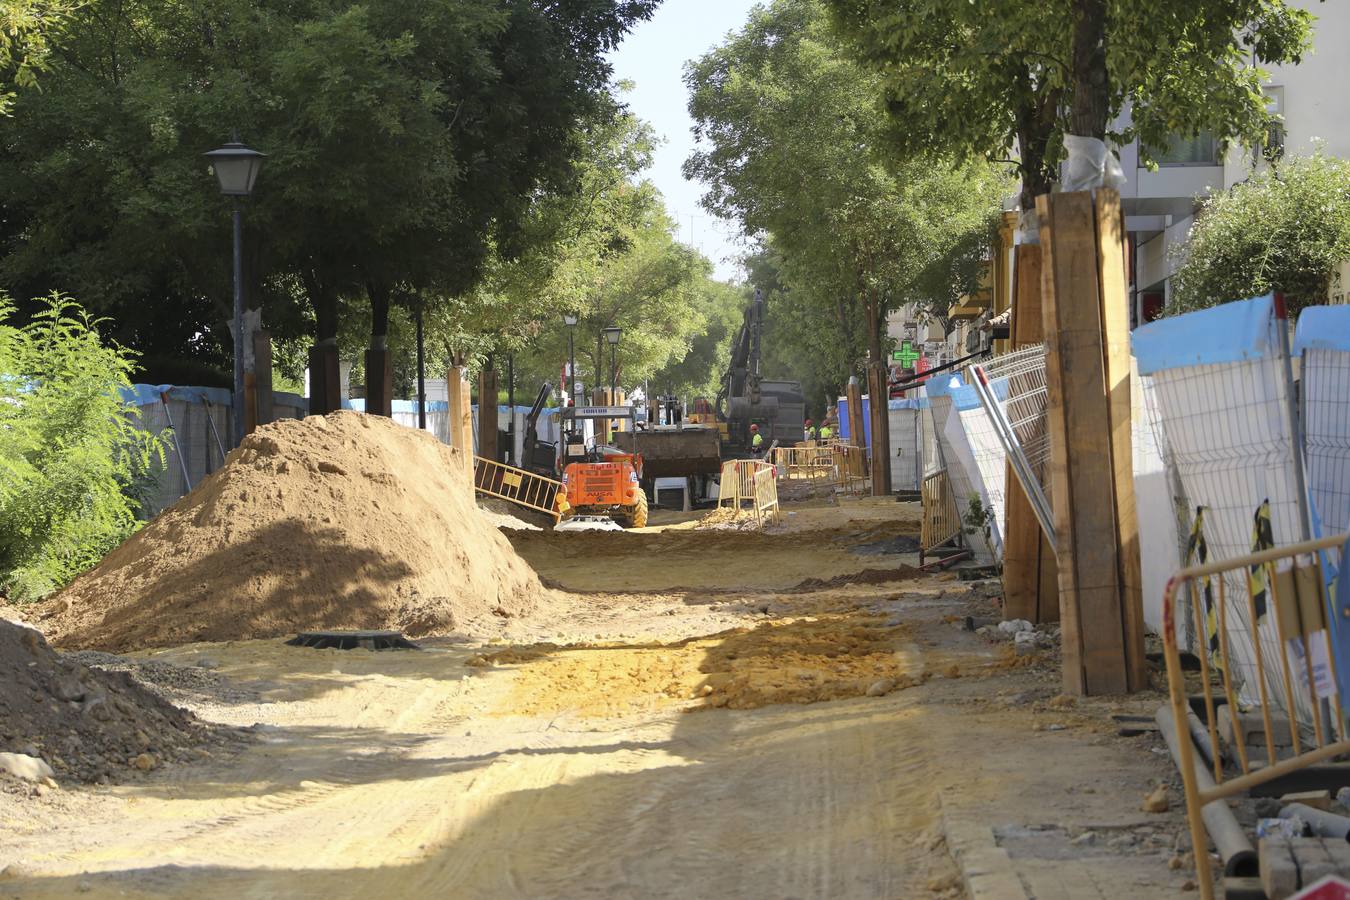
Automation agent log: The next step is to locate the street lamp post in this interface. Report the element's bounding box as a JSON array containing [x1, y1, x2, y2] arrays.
[[563, 312, 579, 410], [603, 326, 622, 400], [204, 137, 266, 446]]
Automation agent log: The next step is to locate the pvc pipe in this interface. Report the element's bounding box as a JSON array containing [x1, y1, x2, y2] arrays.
[[1185, 706, 1220, 771], [1155, 706, 1258, 877], [1280, 803, 1350, 840]]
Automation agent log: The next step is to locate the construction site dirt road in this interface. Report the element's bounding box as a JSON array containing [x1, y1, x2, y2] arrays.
[[2, 498, 1199, 899]]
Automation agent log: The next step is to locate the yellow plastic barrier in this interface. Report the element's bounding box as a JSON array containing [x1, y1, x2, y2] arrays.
[[473, 456, 564, 524], [1162, 531, 1350, 900]]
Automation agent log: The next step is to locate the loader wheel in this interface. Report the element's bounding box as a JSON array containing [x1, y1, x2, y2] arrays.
[[630, 489, 649, 529]]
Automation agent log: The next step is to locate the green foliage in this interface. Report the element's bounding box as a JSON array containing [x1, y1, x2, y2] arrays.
[[0, 0, 80, 114], [410, 101, 736, 406], [684, 0, 1011, 405], [1169, 153, 1350, 318], [0, 295, 164, 601], [825, 0, 1316, 203], [963, 494, 993, 545], [0, 0, 658, 366]]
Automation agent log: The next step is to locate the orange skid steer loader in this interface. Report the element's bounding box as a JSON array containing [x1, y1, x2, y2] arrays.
[[551, 403, 649, 529], [561, 453, 648, 528]]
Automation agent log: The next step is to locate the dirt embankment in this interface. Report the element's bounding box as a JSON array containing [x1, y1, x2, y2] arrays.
[[505, 518, 921, 593], [36, 412, 547, 651]]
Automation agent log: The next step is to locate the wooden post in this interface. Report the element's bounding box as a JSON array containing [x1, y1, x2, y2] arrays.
[[866, 363, 891, 495], [593, 387, 608, 447], [253, 331, 274, 428], [364, 348, 393, 417], [478, 365, 498, 463], [1037, 189, 1141, 695], [243, 372, 258, 435], [307, 342, 340, 416], [1001, 245, 1060, 624], [1095, 189, 1147, 691], [447, 365, 474, 480]]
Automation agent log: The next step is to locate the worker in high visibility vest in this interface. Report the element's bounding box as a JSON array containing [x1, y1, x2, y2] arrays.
[[750, 423, 764, 455], [804, 418, 818, 441], [819, 421, 834, 440]]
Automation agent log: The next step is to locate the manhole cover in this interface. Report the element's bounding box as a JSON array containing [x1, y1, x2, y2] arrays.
[[285, 630, 420, 651]]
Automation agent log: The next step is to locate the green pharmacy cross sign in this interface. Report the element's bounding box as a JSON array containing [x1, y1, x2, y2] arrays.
[[892, 340, 921, 369]]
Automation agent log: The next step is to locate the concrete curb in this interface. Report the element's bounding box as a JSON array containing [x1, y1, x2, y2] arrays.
[[939, 792, 1028, 900]]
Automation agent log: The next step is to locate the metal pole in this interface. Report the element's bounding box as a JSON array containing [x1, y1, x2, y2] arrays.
[[160, 392, 194, 492], [568, 328, 576, 408], [231, 200, 245, 447], [1276, 295, 1313, 542], [507, 354, 515, 464], [610, 343, 617, 398], [416, 304, 426, 431]]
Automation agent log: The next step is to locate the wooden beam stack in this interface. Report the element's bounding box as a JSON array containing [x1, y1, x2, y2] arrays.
[[1036, 188, 1145, 695], [1001, 245, 1059, 624]]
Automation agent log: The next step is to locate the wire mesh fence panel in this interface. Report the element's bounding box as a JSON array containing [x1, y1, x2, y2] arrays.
[[973, 344, 1051, 500], [919, 390, 942, 479], [1148, 353, 1312, 727], [1303, 347, 1350, 539], [968, 344, 1054, 551], [1137, 373, 1195, 648], [956, 401, 1006, 555], [926, 374, 997, 562]]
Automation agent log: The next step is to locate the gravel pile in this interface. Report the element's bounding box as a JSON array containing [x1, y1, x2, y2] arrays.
[[65, 650, 262, 707], [0, 620, 240, 784]]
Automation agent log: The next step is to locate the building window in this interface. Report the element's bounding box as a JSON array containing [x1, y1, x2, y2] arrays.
[[1261, 86, 1286, 163], [1144, 132, 1220, 167]]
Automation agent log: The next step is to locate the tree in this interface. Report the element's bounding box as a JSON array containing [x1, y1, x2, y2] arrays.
[[0, 295, 163, 600], [1169, 152, 1350, 317], [0, 0, 80, 115], [685, 0, 1008, 386], [0, 0, 659, 380], [343, 100, 739, 412], [825, 0, 1316, 208]]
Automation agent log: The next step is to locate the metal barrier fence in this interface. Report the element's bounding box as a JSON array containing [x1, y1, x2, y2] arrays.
[[920, 469, 962, 562], [771, 445, 836, 484], [1162, 532, 1349, 899], [718, 459, 780, 526], [473, 456, 564, 523], [719, 459, 767, 508], [751, 463, 781, 525], [770, 444, 870, 495]]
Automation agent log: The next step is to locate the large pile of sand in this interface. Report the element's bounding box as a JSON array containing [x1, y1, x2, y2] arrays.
[[37, 412, 545, 651]]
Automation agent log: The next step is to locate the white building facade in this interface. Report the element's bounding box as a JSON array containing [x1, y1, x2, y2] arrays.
[[1121, 0, 1350, 323]]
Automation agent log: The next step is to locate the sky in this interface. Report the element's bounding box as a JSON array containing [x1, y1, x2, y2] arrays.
[[608, 0, 762, 283]]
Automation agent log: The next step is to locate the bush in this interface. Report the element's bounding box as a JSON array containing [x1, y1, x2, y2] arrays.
[[1169, 152, 1350, 317], [0, 294, 164, 601]]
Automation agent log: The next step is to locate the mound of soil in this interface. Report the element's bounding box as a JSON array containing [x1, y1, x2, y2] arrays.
[[0, 620, 226, 783], [791, 566, 922, 591], [37, 412, 546, 651]]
